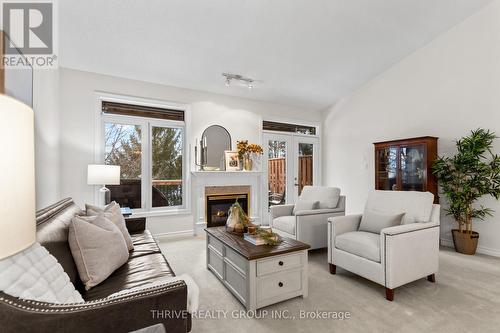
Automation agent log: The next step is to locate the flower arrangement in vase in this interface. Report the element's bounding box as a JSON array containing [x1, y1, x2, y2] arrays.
[[237, 140, 263, 171]]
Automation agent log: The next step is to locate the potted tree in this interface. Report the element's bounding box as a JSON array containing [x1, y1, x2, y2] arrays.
[[432, 129, 500, 255]]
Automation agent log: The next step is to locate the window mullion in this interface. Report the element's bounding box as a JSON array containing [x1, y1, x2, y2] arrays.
[[141, 121, 150, 212]]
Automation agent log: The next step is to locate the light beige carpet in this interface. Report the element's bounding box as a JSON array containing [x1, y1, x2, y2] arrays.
[[159, 236, 500, 333]]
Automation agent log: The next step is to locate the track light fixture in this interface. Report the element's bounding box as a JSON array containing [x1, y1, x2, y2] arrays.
[[222, 73, 256, 90]]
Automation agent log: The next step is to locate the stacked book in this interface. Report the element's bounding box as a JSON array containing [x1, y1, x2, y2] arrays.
[[243, 233, 266, 246]]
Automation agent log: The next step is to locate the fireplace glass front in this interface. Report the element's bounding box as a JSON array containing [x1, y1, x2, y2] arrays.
[[206, 193, 249, 227]]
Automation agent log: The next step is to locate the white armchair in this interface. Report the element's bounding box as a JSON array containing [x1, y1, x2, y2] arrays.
[[270, 186, 345, 249], [327, 190, 440, 301]]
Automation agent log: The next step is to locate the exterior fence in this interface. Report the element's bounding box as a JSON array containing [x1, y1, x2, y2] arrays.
[[268, 155, 313, 197]]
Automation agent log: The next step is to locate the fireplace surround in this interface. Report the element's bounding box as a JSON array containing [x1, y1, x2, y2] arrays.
[[191, 171, 263, 235]]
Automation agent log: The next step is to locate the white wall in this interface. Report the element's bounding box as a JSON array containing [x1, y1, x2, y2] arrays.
[[58, 68, 321, 236], [323, 0, 500, 256], [33, 69, 61, 209]]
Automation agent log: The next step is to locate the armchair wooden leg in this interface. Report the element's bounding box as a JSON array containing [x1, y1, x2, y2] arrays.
[[385, 288, 394, 301], [329, 263, 336, 274], [427, 274, 436, 283]]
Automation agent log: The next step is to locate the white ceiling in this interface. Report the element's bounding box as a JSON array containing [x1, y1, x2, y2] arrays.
[[59, 0, 492, 110]]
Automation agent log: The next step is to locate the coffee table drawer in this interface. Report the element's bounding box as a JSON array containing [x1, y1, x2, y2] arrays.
[[257, 269, 302, 302], [256, 253, 302, 276]]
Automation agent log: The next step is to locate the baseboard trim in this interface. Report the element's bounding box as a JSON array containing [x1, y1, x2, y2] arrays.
[[441, 238, 500, 257], [154, 229, 195, 242]]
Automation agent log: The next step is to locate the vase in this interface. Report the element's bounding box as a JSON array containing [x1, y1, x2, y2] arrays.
[[452, 229, 479, 255], [243, 156, 253, 171]]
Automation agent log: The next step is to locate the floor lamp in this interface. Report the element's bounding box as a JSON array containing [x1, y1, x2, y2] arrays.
[[0, 95, 36, 263]]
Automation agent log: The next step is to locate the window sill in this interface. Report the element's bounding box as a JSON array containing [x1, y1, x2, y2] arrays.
[[130, 208, 191, 218]]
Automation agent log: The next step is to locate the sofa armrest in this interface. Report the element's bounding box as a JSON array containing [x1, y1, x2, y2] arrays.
[[295, 208, 344, 216], [0, 281, 190, 333], [296, 210, 345, 250], [125, 217, 147, 234], [327, 214, 362, 263], [381, 221, 438, 236], [270, 204, 294, 220], [381, 222, 440, 289], [328, 214, 362, 237]]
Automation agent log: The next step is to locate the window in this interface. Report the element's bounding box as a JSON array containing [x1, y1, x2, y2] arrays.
[[263, 120, 316, 135], [101, 99, 186, 214]]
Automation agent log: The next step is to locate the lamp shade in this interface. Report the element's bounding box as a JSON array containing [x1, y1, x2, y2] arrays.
[[0, 95, 36, 260], [87, 164, 121, 185]]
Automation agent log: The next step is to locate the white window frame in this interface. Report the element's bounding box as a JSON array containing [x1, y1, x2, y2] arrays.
[[94, 92, 191, 217]]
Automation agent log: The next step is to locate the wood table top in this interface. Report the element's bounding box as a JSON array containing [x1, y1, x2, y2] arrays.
[[205, 226, 310, 260]]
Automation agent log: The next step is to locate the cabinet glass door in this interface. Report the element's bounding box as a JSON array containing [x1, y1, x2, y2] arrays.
[[376, 147, 398, 190], [400, 145, 426, 191]]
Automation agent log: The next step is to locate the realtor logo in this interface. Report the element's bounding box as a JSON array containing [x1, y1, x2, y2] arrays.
[[1, 1, 57, 68], [3, 2, 53, 54]]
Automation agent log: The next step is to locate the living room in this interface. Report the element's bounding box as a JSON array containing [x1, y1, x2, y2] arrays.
[[1, 1, 500, 332]]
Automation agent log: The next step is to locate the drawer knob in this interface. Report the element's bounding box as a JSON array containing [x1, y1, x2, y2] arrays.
[[278, 282, 283, 287], [278, 261, 284, 266]]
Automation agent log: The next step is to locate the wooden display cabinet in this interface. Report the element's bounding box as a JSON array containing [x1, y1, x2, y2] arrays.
[[374, 136, 438, 202]]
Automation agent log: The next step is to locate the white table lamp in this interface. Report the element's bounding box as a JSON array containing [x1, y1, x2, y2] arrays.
[[87, 164, 120, 205], [0, 95, 36, 260]]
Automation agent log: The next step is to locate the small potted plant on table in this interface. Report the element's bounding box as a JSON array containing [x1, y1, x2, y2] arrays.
[[432, 128, 500, 255]]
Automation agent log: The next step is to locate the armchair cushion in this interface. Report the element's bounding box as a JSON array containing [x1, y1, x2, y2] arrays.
[[335, 231, 381, 262], [359, 211, 405, 234], [272, 216, 296, 235], [300, 186, 340, 209], [364, 190, 434, 224], [292, 199, 319, 215]]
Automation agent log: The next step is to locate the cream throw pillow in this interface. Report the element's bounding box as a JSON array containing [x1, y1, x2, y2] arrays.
[[292, 199, 320, 215], [358, 210, 405, 234], [69, 213, 129, 290], [86, 202, 134, 251]]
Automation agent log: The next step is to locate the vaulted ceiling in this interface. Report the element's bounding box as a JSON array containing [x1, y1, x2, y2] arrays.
[[59, 0, 492, 110]]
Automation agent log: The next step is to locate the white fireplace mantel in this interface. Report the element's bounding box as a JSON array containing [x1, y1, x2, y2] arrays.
[[191, 170, 263, 235]]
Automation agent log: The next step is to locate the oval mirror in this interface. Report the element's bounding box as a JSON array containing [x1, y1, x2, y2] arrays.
[[202, 125, 232, 170]]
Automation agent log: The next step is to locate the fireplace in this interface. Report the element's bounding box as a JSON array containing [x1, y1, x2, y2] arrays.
[[205, 186, 250, 227]]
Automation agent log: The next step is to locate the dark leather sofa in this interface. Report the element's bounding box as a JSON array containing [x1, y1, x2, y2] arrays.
[[0, 198, 192, 333]]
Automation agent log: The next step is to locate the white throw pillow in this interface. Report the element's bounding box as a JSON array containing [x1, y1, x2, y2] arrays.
[[86, 202, 134, 251], [293, 199, 320, 215], [69, 213, 129, 290], [0, 243, 84, 304], [359, 210, 405, 234]]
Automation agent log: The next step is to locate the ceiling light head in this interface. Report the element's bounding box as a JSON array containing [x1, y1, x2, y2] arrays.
[[222, 72, 257, 91]]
